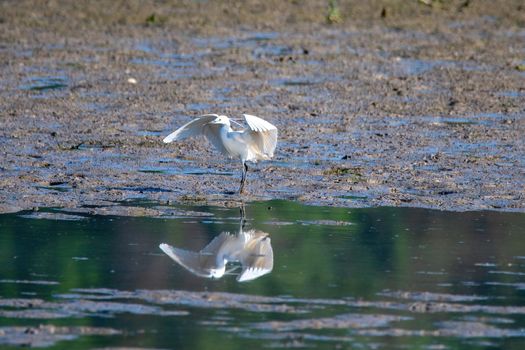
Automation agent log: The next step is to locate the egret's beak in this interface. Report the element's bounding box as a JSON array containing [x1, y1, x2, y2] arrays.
[[230, 119, 244, 128], [224, 266, 240, 275]]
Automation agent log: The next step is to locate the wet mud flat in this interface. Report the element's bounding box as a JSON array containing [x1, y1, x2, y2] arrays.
[[0, 0, 524, 213]]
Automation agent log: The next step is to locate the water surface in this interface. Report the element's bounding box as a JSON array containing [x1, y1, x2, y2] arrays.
[[1, 201, 525, 349]]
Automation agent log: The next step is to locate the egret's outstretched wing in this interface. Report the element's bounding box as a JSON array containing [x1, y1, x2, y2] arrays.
[[163, 114, 231, 156], [242, 114, 278, 159], [243, 114, 277, 133], [159, 232, 237, 279], [200, 232, 234, 255], [163, 114, 218, 143], [159, 243, 217, 278], [236, 230, 274, 282]]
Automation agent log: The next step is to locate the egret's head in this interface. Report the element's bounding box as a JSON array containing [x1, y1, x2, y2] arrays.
[[210, 115, 231, 126], [209, 265, 226, 279], [208, 257, 227, 279]]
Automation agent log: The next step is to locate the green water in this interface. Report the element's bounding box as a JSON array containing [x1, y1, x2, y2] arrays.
[[1, 201, 525, 349]]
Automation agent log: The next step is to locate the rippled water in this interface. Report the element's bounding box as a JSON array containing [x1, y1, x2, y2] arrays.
[[1, 201, 525, 349]]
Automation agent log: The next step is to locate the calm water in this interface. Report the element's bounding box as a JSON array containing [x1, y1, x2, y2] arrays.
[[1, 201, 525, 349]]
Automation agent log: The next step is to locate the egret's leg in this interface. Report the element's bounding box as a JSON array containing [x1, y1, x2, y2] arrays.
[[239, 203, 246, 229], [239, 162, 248, 194]]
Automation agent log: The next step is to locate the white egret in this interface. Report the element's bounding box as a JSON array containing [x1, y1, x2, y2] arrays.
[[159, 229, 273, 282], [163, 114, 278, 194]]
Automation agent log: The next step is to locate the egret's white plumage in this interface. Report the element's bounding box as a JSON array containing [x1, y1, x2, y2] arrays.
[[163, 114, 277, 193], [159, 229, 273, 282]]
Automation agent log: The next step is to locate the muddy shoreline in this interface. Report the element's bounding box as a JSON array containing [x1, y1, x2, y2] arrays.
[[0, 1, 524, 214]]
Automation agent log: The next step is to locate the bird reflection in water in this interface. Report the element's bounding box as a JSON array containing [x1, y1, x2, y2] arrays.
[[159, 208, 273, 282]]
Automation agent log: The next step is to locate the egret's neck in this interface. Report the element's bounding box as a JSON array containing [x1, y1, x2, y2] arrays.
[[219, 123, 233, 135]]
